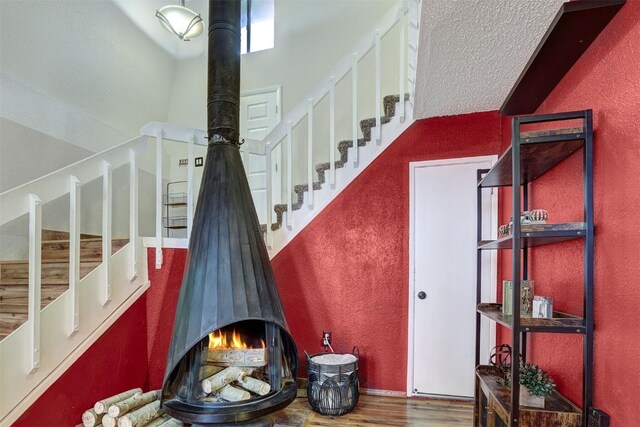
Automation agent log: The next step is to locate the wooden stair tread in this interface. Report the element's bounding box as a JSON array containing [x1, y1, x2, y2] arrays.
[[0, 237, 128, 339]]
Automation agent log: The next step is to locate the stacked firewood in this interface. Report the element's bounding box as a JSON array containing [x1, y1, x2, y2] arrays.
[[199, 348, 271, 402], [79, 388, 183, 427]]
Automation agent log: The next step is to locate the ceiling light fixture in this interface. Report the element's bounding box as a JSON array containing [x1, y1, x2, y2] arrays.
[[156, 0, 204, 41]]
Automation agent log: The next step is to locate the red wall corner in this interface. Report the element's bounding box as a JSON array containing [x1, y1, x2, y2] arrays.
[[145, 248, 188, 390], [272, 111, 502, 391]]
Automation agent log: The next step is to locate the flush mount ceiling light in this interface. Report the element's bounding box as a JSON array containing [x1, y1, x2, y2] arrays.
[[156, 0, 204, 41]]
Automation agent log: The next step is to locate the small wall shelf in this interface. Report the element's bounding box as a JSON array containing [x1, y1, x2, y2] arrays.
[[500, 0, 625, 116]]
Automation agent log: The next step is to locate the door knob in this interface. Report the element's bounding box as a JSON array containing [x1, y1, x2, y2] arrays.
[[417, 291, 427, 300]]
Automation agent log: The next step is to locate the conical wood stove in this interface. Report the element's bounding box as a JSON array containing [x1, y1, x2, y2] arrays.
[[161, 1, 298, 424]]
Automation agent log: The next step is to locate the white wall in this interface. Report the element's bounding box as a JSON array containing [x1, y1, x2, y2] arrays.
[[166, 0, 401, 195]]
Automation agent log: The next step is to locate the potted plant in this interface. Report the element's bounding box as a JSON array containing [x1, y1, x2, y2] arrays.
[[506, 362, 555, 408]]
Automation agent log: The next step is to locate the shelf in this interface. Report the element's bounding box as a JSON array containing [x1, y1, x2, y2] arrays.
[[477, 303, 585, 334], [163, 192, 188, 206], [479, 222, 586, 250], [163, 216, 187, 229], [478, 128, 584, 188], [500, 0, 625, 116], [476, 365, 582, 425]]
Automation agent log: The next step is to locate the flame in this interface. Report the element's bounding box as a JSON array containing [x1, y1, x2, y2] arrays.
[[208, 329, 265, 350]]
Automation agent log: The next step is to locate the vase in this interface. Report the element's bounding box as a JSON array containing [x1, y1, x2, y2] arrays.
[[519, 387, 545, 408]]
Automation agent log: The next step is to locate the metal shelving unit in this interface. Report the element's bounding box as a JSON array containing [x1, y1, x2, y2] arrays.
[[164, 180, 188, 236], [474, 110, 594, 427]]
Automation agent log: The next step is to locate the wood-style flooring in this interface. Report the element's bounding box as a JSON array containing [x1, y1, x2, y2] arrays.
[[265, 394, 473, 426]]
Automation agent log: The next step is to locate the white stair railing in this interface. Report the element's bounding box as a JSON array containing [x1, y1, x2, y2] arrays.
[[0, 136, 150, 425], [260, 0, 419, 250]]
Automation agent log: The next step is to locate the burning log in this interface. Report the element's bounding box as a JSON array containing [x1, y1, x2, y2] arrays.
[[218, 384, 250, 401], [207, 348, 266, 367], [108, 390, 159, 418], [81, 408, 103, 427], [116, 400, 162, 427], [94, 388, 142, 414], [237, 375, 270, 396], [201, 366, 251, 394]]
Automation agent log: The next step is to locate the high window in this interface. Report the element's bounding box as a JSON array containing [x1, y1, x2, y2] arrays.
[[241, 0, 275, 54]]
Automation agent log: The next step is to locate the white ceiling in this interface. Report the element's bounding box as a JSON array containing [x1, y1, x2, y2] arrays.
[[413, 0, 565, 119], [115, 0, 568, 119], [112, 0, 209, 59]]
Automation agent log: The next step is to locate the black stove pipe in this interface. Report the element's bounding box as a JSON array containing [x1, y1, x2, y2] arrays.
[[207, 0, 240, 146], [161, 0, 298, 424]]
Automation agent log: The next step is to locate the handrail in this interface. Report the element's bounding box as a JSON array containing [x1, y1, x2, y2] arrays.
[[0, 136, 148, 226], [261, 4, 406, 154], [263, 1, 410, 242]]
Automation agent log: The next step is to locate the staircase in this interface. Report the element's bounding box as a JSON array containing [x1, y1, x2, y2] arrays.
[[270, 94, 407, 231], [0, 230, 129, 339], [0, 0, 421, 423]]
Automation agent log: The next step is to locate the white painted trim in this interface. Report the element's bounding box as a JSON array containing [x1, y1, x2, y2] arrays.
[[406, 155, 498, 397], [143, 236, 188, 249], [69, 176, 81, 335], [155, 130, 163, 269], [27, 193, 42, 374], [101, 161, 113, 305], [0, 136, 147, 226]]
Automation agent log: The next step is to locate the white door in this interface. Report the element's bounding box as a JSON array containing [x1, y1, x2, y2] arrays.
[[240, 89, 282, 224], [408, 156, 497, 398]]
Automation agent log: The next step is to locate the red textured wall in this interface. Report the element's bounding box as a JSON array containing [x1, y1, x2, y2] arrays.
[[145, 248, 187, 390], [12, 297, 149, 427], [498, 4, 640, 425], [272, 111, 501, 391]]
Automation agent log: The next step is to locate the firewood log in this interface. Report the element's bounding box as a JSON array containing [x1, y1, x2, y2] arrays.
[[141, 415, 170, 427], [101, 414, 116, 427], [116, 400, 162, 427], [207, 348, 267, 367], [201, 366, 252, 394], [217, 384, 251, 401], [157, 418, 183, 427], [199, 364, 224, 380], [82, 408, 103, 427], [237, 376, 271, 396], [94, 388, 143, 414], [108, 390, 160, 417]]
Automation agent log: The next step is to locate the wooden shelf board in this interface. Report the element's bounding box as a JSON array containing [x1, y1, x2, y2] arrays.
[[500, 0, 626, 116], [476, 365, 582, 423], [477, 303, 585, 333], [478, 130, 584, 188], [479, 222, 586, 250]]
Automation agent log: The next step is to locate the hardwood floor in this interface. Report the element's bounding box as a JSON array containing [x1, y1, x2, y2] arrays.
[[266, 394, 473, 426]]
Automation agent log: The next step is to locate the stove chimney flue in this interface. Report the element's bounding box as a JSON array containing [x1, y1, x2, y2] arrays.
[[207, 0, 240, 146], [161, 0, 298, 424]]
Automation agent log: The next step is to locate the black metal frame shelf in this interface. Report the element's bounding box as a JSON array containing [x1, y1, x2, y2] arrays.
[[477, 303, 585, 334], [474, 109, 594, 427], [478, 222, 586, 250]]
